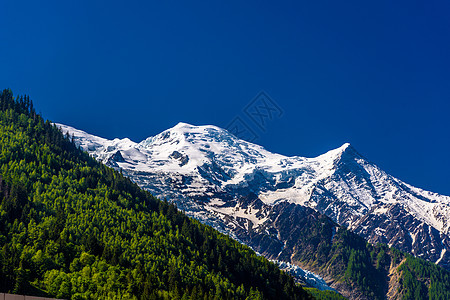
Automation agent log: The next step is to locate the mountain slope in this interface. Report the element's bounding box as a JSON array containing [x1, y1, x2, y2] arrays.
[[58, 122, 450, 271], [0, 90, 312, 299], [58, 121, 450, 299]]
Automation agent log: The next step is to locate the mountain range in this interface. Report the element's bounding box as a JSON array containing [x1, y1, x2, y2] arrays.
[[58, 122, 450, 269], [1, 87, 449, 299], [56, 121, 450, 299]]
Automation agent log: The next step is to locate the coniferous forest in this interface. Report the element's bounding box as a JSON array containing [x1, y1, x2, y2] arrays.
[[0, 89, 313, 299], [1, 89, 450, 300]]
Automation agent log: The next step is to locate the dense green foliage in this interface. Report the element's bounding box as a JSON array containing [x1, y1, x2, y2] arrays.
[[281, 203, 450, 299], [0, 89, 311, 299], [398, 254, 450, 300], [285, 209, 385, 299], [305, 288, 347, 300]]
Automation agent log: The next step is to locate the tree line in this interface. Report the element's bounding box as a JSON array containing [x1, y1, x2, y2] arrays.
[[0, 89, 313, 299]]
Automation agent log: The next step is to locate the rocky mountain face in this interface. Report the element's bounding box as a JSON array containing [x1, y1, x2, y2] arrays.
[[57, 122, 450, 276]]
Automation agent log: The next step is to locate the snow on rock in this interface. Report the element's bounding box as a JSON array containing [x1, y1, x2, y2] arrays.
[[272, 260, 336, 291], [57, 122, 450, 270]]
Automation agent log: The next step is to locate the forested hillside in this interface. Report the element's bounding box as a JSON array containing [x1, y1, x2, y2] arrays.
[[0, 89, 312, 299], [269, 202, 450, 299], [2, 89, 449, 300]]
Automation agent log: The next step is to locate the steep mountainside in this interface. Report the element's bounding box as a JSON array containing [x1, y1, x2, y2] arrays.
[[58, 121, 450, 299], [58, 122, 450, 272], [0, 90, 313, 299]]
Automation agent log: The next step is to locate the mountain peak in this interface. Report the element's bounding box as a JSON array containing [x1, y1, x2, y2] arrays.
[[173, 122, 195, 128], [316, 142, 353, 161], [340, 142, 352, 150], [57, 121, 450, 272], [332, 142, 366, 166], [154, 122, 228, 139]]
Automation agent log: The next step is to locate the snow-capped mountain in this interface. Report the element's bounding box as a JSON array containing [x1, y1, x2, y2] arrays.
[[57, 122, 450, 272]]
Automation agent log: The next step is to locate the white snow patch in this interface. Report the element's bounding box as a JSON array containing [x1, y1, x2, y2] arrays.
[[272, 260, 336, 291]]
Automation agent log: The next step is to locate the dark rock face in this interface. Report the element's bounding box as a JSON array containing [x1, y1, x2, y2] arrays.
[[106, 151, 125, 167], [201, 197, 386, 299], [197, 161, 231, 184], [352, 203, 450, 270], [169, 150, 189, 166]]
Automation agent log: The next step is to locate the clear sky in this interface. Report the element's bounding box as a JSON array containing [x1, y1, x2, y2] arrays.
[[1, 1, 449, 196]]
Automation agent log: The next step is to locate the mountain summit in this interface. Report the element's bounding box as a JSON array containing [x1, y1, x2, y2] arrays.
[[58, 122, 450, 272]]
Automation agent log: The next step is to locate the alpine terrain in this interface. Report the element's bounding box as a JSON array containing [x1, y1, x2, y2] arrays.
[[0, 90, 314, 299], [58, 121, 450, 299]]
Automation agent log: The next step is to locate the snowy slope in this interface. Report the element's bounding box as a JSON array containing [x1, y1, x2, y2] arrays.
[[57, 122, 450, 270]]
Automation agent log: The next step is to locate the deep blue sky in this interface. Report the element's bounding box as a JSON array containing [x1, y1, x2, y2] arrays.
[[1, 1, 449, 195]]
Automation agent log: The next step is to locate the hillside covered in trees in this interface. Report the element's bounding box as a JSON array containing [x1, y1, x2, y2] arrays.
[[0, 89, 314, 299], [1, 89, 450, 300], [274, 203, 450, 299]]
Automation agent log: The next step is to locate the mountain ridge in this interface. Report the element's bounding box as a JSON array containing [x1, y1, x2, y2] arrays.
[[58, 122, 450, 273]]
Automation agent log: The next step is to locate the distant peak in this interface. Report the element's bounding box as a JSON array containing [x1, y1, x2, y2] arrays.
[[333, 142, 365, 163], [328, 142, 353, 154], [174, 122, 195, 128], [337, 142, 360, 155], [315, 142, 357, 162], [339, 142, 352, 151], [169, 122, 230, 135]]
